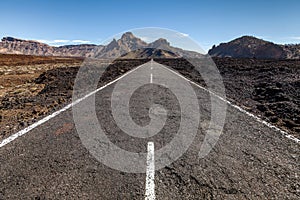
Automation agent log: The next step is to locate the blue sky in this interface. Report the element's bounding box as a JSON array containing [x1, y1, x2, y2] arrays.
[[1, 0, 300, 52]]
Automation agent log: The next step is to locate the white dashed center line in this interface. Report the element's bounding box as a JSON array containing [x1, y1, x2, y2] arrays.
[[145, 60, 155, 199], [145, 142, 155, 200]]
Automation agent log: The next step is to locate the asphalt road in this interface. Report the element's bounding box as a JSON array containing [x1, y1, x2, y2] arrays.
[[0, 60, 299, 199]]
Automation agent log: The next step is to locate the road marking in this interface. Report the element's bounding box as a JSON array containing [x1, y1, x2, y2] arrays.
[[0, 63, 148, 148], [151, 59, 153, 70], [159, 63, 300, 144], [145, 142, 155, 200], [146, 59, 155, 199]]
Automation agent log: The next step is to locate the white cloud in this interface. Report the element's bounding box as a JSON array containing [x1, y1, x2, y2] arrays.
[[178, 32, 189, 37], [140, 36, 152, 42], [53, 39, 70, 43], [35, 39, 51, 43], [290, 36, 300, 40], [34, 39, 91, 46], [72, 40, 91, 43], [36, 39, 70, 44]]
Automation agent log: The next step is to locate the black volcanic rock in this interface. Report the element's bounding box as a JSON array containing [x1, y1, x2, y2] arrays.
[[282, 44, 300, 59]]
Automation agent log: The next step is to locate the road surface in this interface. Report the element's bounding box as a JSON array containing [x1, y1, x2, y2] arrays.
[[0, 60, 299, 199]]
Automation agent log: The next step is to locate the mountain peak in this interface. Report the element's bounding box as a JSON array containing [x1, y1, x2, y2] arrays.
[[149, 38, 170, 49], [118, 32, 146, 46], [121, 32, 135, 40], [238, 35, 260, 40], [106, 38, 119, 50], [231, 36, 268, 44], [156, 38, 168, 42]]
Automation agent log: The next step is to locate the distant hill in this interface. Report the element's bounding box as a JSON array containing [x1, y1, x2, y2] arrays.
[[208, 36, 300, 59], [0, 32, 203, 59], [0, 37, 98, 57]]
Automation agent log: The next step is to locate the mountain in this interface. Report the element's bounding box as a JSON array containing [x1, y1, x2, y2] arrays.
[[54, 44, 99, 57], [2, 34, 300, 59], [120, 48, 180, 59], [0, 37, 98, 57], [94, 32, 148, 58], [147, 38, 202, 58], [208, 36, 300, 59], [0, 32, 203, 59], [93, 32, 202, 58], [208, 36, 287, 59]]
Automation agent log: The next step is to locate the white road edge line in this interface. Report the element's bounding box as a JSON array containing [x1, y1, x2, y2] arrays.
[[0, 63, 147, 148], [145, 142, 155, 200], [159, 63, 300, 144]]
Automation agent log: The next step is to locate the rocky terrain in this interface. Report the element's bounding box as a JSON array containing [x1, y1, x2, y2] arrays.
[[0, 57, 299, 199], [208, 36, 300, 59], [0, 32, 202, 58], [0, 54, 82, 139], [0, 54, 149, 140], [156, 58, 300, 138], [0, 54, 299, 141]]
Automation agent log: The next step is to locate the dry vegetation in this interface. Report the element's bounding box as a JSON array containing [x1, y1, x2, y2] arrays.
[[0, 54, 148, 139], [0, 54, 83, 139]]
